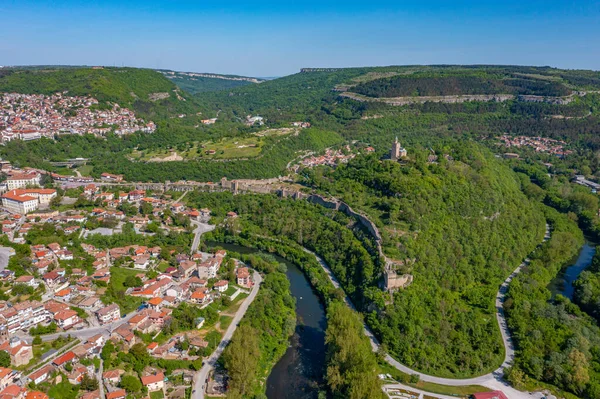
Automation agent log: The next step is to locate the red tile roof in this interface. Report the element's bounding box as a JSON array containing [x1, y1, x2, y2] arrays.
[[472, 391, 509, 399], [141, 372, 164, 386], [52, 350, 76, 366]]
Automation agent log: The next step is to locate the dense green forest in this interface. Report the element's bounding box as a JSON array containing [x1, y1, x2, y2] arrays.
[[305, 143, 544, 376], [220, 254, 296, 398], [186, 144, 545, 378], [353, 72, 572, 98], [325, 301, 383, 399]]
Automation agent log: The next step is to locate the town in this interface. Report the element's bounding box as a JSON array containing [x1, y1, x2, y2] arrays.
[[0, 160, 257, 399], [0, 92, 156, 143], [497, 135, 573, 157]]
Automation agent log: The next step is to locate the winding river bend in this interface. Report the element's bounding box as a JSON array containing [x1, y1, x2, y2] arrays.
[[549, 240, 596, 299], [208, 242, 326, 399]]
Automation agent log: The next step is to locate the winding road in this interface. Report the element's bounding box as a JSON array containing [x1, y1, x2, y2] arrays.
[[303, 223, 551, 399], [190, 221, 216, 254], [192, 271, 262, 399]]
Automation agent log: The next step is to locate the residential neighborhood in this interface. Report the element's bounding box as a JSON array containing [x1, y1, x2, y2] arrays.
[[0, 92, 156, 143], [0, 159, 258, 399]]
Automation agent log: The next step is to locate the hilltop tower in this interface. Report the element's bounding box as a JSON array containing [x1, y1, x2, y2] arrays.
[[390, 137, 407, 161]]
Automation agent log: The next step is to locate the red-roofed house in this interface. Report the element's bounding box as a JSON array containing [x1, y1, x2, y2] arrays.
[[26, 391, 49, 399], [141, 373, 164, 392], [52, 351, 76, 367], [106, 389, 126, 399], [472, 392, 509, 399]]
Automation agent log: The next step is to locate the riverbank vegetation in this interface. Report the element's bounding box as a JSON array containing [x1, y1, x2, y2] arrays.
[[504, 207, 600, 398], [325, 301, 383, 399], [574, 251, 600, 322], [204, 236, 385, 399], [190, 192, 378, 306], [220, 255, 296, 398]]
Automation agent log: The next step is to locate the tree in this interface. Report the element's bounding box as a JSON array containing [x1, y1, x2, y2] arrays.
[[123, 275, 143, 288], [325, 301, 381, 399], [128, 343, 151, 373], [101, 340, 115, 367], [0, 351, 10, 367], [80, 374, 99, 391], [120, 375, 142, 393], [222, 324, 260, 396], [567, 349, 590, 394]]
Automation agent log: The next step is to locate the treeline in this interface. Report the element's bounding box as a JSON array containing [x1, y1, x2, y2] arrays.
[[221, 256, 296, 398], [504, 207, 600, 398], [573, 251, 600, 322], [353, 74, 571, 98], [325, 301, 383, 399], [166, 74, 255, 94], [188, 192, 379, 306], [307, 144, 544, 377], [514, 162, 600, 241]]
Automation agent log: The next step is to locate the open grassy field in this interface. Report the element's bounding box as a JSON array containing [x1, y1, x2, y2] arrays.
[[129, 127, 296, 162]]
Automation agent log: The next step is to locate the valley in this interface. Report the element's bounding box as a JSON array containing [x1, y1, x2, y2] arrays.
[[0, 64, 600, 399]]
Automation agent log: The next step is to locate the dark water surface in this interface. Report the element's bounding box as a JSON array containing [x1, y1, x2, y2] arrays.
[[207, 242, 326, 399], [549, 241, 596, 299]]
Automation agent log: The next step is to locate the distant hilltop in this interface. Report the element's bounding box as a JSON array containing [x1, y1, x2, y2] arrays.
[[300, 68, 344, 73], [158, 70, 264, 84]]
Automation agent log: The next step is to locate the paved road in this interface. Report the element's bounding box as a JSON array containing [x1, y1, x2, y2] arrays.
[[0, 247, 15, 272], [97, 358, 105, 399], [192, 271, 262, 399], [20, 310, 141, 343], [304, 224, 551, 399], [190, 221, 216, 254]]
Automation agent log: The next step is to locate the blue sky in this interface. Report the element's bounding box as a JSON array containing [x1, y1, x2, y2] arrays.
[[0, 0, 598, 77]]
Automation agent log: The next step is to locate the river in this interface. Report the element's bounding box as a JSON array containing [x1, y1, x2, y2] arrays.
[[549, 240, 596, 299], [207, 242, 326, 399]]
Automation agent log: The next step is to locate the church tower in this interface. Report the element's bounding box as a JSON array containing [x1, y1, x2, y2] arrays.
[[390, 137, 406, 161]]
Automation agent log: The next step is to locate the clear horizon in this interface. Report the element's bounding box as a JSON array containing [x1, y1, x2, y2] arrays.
[[1, 0, 599, 77]]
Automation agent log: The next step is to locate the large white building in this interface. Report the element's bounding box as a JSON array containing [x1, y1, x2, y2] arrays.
[[1, 189, 57, 214], [6, 173, 40, 190]]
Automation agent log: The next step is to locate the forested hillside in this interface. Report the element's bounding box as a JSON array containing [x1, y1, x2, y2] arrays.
[[3, 65, 600, 181], [185, 142, 545, 378], [504, 208, 600, 399], [307, 143, 545, 377], [0, 66, 197, 119], [352, 70, 573, 98]]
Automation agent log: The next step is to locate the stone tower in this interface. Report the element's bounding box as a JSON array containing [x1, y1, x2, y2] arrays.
[[390, 137, 407, 161]]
